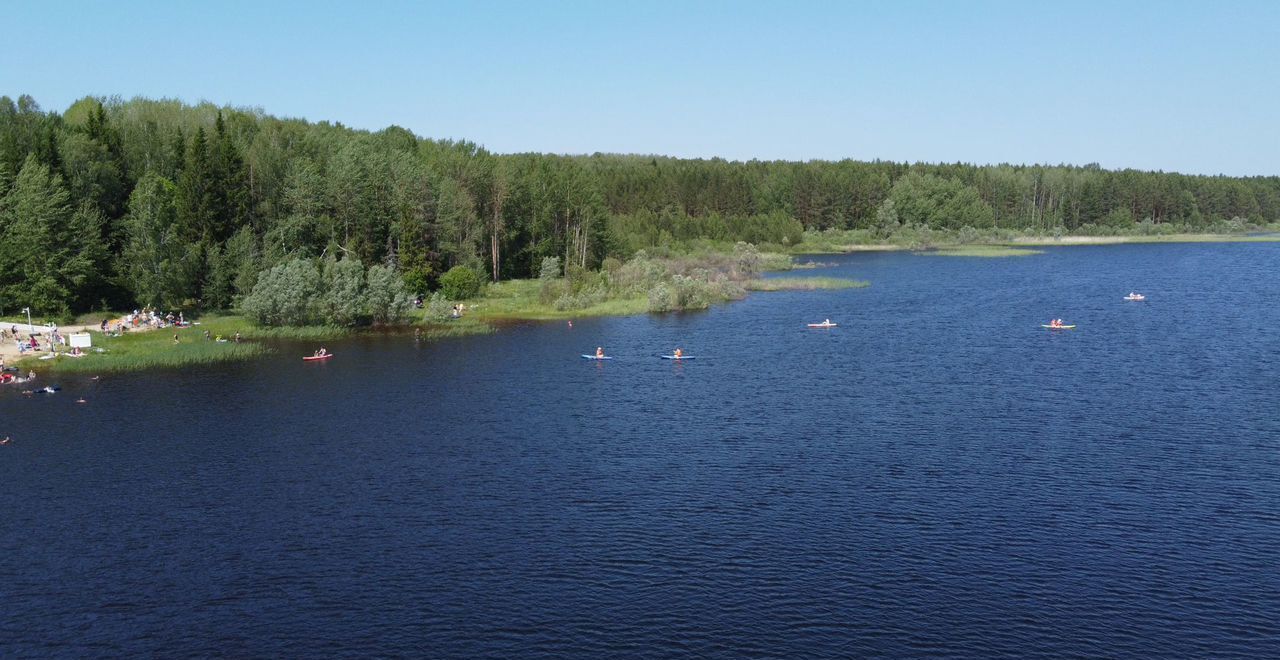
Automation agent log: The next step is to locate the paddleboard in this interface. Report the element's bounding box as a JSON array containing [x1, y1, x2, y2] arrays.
[[807, 323, 838, 328], [303, 354, 333, 361], [660, 355, 696, 360], [1041, 325, 1076, 329], [581, 355, 613, 360]]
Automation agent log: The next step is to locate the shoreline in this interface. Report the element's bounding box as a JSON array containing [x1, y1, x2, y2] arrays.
[[10, 232, 1270, 375], [793, 232, 1280, 254], [7, 274, 864, 376]]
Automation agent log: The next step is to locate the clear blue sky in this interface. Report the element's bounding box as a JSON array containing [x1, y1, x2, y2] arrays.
[[5, 1, 1278, 175]]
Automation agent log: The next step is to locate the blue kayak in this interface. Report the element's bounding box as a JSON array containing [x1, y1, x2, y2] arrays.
[[581, 355, 613, 360], [660, 355, 696, 360]]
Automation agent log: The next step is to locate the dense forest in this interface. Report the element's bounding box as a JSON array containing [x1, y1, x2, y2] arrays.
[[2, 94, 1278, 317]]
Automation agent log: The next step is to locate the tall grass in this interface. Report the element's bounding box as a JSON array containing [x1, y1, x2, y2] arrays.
[[195, 315, 352, 340], [416, 316, 496, 339], [473, 280, 648, 320], [746, 277, 870, 291], [20, 328, 269, 374], [917, 246, 1043, 257]]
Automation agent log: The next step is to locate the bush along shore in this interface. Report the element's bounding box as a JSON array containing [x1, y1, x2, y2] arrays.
[[12, 245, 868, 373]]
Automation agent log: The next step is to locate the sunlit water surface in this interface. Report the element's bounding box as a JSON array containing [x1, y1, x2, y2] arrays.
[[3, 243, 1279, 657]]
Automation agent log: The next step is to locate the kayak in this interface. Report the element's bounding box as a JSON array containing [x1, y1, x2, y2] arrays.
[[660, 355, 696, 360], [1124, 295, 1146, 301], [807, 322, 838, 328], [1041, 324, 1076, 329], [580, 355, 613, 360], [303, 354, 333, 361]]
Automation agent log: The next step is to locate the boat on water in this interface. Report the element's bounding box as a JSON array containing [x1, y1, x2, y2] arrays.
[[1124, 293, 1146, 301], [1042, 324, 1076, 330], [807, 320, 838, 328]]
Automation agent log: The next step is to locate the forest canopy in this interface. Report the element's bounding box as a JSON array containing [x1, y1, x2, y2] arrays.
[[1, 94, 1277, 317]]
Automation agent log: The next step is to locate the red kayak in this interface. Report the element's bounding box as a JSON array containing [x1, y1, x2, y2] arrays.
[[303, 353, 333, 361]]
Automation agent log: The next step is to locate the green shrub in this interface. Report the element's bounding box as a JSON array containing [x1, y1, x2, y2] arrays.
[[423, 291, 453, 322], [438, 265, 484, 300], [539, 256, 561, 280], [647, 282, 674, 312], [240, 258, 322, 326], [366, 264, 414, 323]]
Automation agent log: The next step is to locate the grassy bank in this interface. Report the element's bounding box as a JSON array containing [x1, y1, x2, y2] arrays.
[[15, 248, 869, 374], [18, 326, 266, 374], [15, 315, 351, 374], [468, 279, 649, 321], [417, 316, 496, 339]]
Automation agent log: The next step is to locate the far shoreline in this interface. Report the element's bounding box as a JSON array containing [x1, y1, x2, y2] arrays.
[[796, 232, 1280, 254]]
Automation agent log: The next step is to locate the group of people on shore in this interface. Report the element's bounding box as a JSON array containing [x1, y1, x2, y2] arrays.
[[103, 308, 185, 336], [4, 323, 64, 354]]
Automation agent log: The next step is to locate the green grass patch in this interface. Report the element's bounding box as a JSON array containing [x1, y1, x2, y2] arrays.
[[13, 314, 352, 374], [746, 277, 870, 291], [416, 316, 495, 339], [919, 245, 1043, 257], [470, 280, 648, 321], [18, 327, 269, 374]]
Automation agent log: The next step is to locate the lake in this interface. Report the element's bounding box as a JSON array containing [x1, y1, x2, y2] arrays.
[[3, 242, 1279, 657]]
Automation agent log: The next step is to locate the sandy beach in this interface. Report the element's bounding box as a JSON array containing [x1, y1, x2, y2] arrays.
[[0, 323, 107, 362]]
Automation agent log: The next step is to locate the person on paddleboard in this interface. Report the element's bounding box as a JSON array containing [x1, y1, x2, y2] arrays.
[[314, 347, 327, 357], [673, 348, 683, 358], [596, 347, 604, 358]]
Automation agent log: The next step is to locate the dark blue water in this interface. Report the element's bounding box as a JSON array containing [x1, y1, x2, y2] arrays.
[[3, 243, 1279, 658]]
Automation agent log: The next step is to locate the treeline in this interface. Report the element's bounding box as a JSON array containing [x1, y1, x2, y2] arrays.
[[1, 94, 1278, 316]]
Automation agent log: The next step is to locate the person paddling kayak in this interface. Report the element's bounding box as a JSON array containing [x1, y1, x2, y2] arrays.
[[596, 347, 605, 358], [673, 348, 683, 359]]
